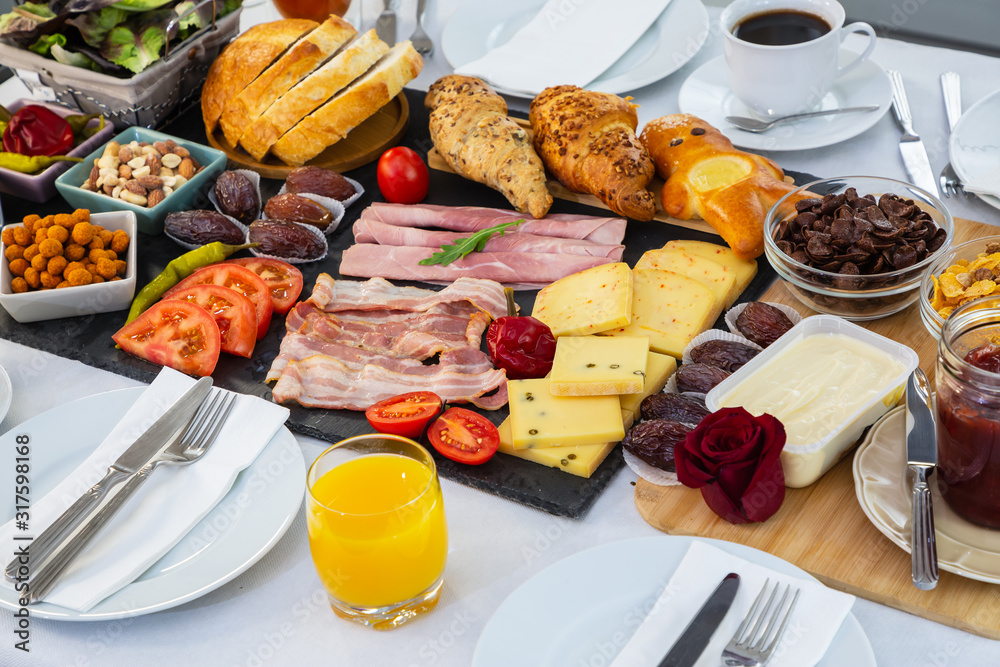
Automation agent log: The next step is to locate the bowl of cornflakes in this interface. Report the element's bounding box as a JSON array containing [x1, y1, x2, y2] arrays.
[[919, 235, 1000, 339]]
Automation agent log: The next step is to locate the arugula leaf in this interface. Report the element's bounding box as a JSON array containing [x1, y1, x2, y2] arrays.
[[418, 220, 523, 266]]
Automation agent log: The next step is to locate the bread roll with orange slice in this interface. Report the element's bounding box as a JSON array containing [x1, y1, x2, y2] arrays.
[[641, 114, 812, 260]]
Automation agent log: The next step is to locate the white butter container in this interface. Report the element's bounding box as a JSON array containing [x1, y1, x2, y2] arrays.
[[706, 315, 918, 488]]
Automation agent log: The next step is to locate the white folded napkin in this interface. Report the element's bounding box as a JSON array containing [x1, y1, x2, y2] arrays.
[[453, 0, 673, 94], [0, 367, 289, 611], [963, 165, 1000, 199], [610, 541, 855, 667]]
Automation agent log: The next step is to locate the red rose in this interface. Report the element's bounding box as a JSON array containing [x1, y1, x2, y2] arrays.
[[674, 407, 786, 524]]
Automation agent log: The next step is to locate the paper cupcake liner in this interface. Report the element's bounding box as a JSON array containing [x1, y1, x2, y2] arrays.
[[277, 175, 364, 209], [623, 449, 681, 487], [208, 168, 261, 222], [724, 301, 803, 344], [247, 219, 329, 265], [682, 329, 763, 366], [163, 211, 249, 252], [262, 192, 346, 237]]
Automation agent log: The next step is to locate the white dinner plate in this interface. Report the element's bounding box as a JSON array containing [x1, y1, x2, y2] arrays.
[[949, 87, 1000, 211], [441, 0, 710, 97], [854, 405, 1000, 584], [678, 54, 893, 152], [0, 387, 305, 621], [0, 364, 11, 425], [472, 535, 875, 667]]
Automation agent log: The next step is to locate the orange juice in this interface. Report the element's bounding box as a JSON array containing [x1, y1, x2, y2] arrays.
[[307, 453, 448, 609]]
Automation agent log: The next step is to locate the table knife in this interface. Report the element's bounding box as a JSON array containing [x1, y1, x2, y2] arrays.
[[888, 70, 939, 197], [905, 368, 939, 590], [375, 0, 396, 45], [3, 376, 213, 582], [658, 573, 740, 667]]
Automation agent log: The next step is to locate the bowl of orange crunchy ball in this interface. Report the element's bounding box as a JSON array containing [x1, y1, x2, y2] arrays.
[[919, 234, 1000, 339], [0, 208, 136, 323]]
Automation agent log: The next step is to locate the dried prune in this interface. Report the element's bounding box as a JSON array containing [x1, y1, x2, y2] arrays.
[[675, 363, 730, 394], [735, 302, 793, 347], [165, 210, 245, 245], [248, 220, 327, 260], [690, 339, 760, 372], [285, 166, 356, 201], [214, 171, 259, 224], [640, 393, 710, 424], [264, 193, 334, 230], [621, 419, 694, 472]]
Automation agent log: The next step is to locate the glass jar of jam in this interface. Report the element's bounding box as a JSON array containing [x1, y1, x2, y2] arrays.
[[936, 295, 1000, 528]]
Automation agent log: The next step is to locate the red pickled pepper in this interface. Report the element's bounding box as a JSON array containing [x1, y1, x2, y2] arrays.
[[2, 105, 74, 157], [486, 288, 556, 380]]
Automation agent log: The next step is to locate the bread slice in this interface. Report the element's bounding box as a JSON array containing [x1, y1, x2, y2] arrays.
[[270, 42, 423, 167], [219, 16, 357, 148], [202, 19, 317, 133], [239, 30, 389, 162]]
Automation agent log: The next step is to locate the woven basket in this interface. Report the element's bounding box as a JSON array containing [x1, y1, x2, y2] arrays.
[[0, 7, 241, 130]]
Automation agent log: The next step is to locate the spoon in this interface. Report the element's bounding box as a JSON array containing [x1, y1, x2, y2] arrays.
[[725, 105, 881, 132]]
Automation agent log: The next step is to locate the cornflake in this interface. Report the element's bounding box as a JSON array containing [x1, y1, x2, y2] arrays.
[[932, 250, 1000, 319]]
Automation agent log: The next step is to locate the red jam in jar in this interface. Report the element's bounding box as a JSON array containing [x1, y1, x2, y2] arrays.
[[936, 299, 1000, 528]]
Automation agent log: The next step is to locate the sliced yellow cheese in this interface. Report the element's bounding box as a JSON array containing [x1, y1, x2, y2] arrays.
[[497, 418, 616, 478], [619, 351, 678, 422], [622, 408, 635, 431], [531, 262, 633, 337], [635, 248, 736, 309], [662, 239, 757, 304], [549, 335, 648, 396], [508, 378, 624, 450], [602, 269, 717, 359]]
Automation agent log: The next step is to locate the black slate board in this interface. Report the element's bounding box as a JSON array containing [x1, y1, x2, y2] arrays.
[[0, 88, 805, 518]]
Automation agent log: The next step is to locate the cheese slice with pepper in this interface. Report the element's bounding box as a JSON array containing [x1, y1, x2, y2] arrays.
[[619, 351, 678, 422], [548, 335, 649, 396], [497, 417, 617, 478], [662, 240, 757, 302], [531, 262, 632, 336], [508, 378, 624, 450], [635, 248, 737, 309]]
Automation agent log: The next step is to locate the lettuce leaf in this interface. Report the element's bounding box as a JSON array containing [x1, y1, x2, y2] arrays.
[[0, 3, 59, 45], [66, 6, 130, 48], [51, 43, 103, 71], [103, 21, 166, 73], [28, 32, 66, 56]]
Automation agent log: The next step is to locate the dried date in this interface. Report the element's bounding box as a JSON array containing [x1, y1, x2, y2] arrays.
[[640, 393, 710, 424], [735, 302, 793, 348], [165, 210, 245, 245], [264, 193, 334, 230], [689, 339, 760, 372], [622, 419, 694, 472], [675, 363, 730, 394], [214, 171, 260, 224], [285, 166, 356, 201], [248, 219, 327, 260]]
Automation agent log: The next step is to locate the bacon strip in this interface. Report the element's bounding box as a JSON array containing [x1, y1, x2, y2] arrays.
[[271, 354, 508, 410], [308, 274, 507, 319]]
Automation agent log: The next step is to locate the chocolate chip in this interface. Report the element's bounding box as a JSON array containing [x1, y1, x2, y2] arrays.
[[691, 127, 706, 135], [669, 138, 683, 146]]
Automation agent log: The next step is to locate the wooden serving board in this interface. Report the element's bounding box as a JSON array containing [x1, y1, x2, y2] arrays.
[[635, 215, 1000, 639]]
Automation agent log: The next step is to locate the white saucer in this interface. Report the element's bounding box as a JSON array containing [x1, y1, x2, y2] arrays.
[[950, 87, 1000, 211], [678, 54, 892, 152]]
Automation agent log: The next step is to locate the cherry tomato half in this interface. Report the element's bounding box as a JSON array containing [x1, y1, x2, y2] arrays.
[[163, 284, 257, 358], [164, 263, 273, 340], [365, 391, 443, 439], [376, 146, 429, 204], [227, 257, 304, 315], [112, 300, 221, 377], [427, 407, 499, 465]]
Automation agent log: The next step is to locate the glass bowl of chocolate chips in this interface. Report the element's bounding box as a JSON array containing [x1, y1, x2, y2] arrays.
[[764, 176, 953, 321]]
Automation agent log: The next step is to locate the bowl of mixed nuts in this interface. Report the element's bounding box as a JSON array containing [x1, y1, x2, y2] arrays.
[[55, 127, 227, 235], [764, 176, 954, 321]]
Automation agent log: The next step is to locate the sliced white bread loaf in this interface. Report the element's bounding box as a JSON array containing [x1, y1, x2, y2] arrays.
[[271, 42, 424, 167], [239, 30, 389, 162]]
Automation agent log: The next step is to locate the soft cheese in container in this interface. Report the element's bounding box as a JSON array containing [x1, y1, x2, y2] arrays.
[[706, 315, 918, 487]]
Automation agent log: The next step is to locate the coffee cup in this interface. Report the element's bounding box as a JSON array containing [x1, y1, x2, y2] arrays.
[[721, 0, 877, 119]]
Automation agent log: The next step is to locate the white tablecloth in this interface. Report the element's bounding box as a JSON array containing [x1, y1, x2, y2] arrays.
[[2, 2, 1000, 665]]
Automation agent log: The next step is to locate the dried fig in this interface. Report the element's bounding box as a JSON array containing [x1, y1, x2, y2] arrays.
[[734, 302, 794, 348], [640, 393, 710, 424], [621, 419, 695, 472], [285, 166, 356, 201], [214, 171, 259, 224], [264, 193, 334, 230], [689, 339, 760, 372], [165, 210, 245, 245], [248, 219, 327, 260]]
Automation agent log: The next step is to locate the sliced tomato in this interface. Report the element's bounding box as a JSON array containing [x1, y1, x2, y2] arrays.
[[163, 284, 256, 358], [427, 407, 499, 465], [112, 300, 221, 377], [164, 264, 273, 340], [227, 257, 304, 315], [366, 391, 443, 439]]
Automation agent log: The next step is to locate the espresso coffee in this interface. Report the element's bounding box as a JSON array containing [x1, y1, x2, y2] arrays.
[[734, 10, 832, 46]]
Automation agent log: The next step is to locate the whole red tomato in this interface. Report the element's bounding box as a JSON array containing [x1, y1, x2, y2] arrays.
[[377, 146, 429, 204]]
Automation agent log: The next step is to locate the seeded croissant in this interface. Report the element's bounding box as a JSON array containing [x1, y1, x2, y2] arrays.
[[529, 85, 656, 221], [425, 75, 552, 219]]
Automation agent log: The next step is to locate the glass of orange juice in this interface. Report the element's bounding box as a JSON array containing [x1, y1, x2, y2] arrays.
[[306, 434, 448, 630]]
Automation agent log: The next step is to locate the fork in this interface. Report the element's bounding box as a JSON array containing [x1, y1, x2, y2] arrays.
[[939, 72, 964, 198], [409, 0, 433, 55], [722, 579, 801, 667], [26, 390, 237, 603]]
